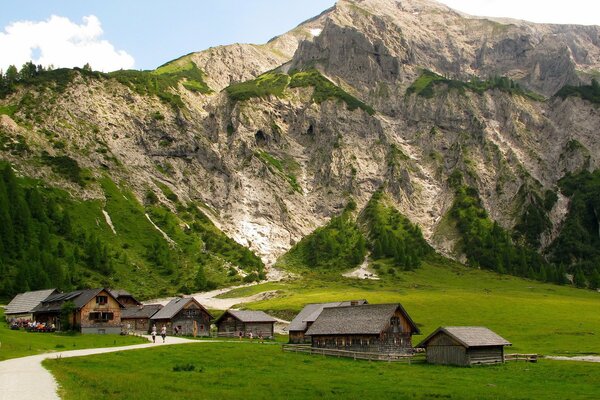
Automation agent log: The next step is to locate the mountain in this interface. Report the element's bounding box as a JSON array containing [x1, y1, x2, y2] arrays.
[[1, 0, 599, 298]]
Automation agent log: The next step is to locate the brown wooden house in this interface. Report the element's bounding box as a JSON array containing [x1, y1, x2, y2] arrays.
[[120, 304, 163, 333], [417, 326, 511, 366], [150, 297, 212, 336], [32, 288, 125, 334], [215, 310, 277, 338], [305, 303, 420, 354], [288, 300, 368, 344]]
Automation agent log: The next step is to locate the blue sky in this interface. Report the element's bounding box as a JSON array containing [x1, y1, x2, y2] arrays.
[[0, 0, 598, 72], [0, 0, 337, 71]]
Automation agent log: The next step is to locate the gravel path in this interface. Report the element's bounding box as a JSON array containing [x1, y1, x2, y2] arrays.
[[545, 355, 600, 363], [0, 335, 198, 400]]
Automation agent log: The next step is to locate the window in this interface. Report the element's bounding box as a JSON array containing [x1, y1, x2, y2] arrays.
[[185, 309, 198, 317], [89, 312, 114, 321], [96, 296, 108, 305]]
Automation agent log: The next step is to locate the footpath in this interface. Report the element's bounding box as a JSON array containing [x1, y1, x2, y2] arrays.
[[0, 335, 197, 400]]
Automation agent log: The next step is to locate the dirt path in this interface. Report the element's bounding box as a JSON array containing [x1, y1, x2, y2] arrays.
[[146, 283, 279, 310], [545, 355, 600, 363], [0, 336, 198, 400]]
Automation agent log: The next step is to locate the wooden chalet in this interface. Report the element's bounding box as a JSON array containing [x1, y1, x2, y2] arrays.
[[108, 289, 142, 308], [215, 310, 277, 338], [417, 326, 511, 366], [121, 304, 163, 333], [32, 288, 125, 334], [288, 300, 368, 344], [150, 297, 212, 336], [304, 303, 420, 354], [4, 288, 58, 321]]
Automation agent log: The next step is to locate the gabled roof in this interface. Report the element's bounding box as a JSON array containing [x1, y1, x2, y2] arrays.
[[215, 309, 277, 324], [305, 303, 420, 336], [5, 289, 58, 315], [416, 327, 512, 349], [288, 300, 368, 332], [150, 297, 212, 320], [108, 289, 140, 304], [32, 288, 124, 313], [121, 304, 163, 319]]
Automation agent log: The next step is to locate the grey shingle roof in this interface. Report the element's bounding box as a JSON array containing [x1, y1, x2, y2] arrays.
[[216, 310, 277, 324], [417, 327, 512, 348], [121, 304, 163, 319], [32, 288, 124, 313], [150, 297, 212, 320], [288, 300, 368, 332], [5, 289, 58, 315], [305, 303, 420, 336]]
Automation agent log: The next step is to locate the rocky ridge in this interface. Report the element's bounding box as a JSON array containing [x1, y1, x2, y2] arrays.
[[1, 0, 599, 279]]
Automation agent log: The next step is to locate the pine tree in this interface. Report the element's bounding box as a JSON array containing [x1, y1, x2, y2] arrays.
[[573, 269, 587, 288]]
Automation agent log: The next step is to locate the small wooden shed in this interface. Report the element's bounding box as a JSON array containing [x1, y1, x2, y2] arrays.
[[305, 303, 420, 354], [150, 297, 212, 336], [215, 310, 277, 338], [120, 304, 163, 333], [417, 326, 511, 366]]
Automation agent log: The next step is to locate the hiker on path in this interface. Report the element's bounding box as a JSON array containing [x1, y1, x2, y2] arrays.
[[151, 326, 157, 343], [161, 325, 167, 343]]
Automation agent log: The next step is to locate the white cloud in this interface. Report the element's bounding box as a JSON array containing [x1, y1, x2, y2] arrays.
[[439, 1, 600, 26], [0, 15, 134, 72]]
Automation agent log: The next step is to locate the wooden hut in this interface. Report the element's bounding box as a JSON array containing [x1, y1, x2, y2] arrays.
[[288, 300, 368, 344], [215, 310, 277, 338], [150, 297, 212, 336], [417, 326, 511, 366], [120, 304, 163, 333], [305, 303, 420, 354], [32, 288, 125, 334], [4, 288, 58, 321]]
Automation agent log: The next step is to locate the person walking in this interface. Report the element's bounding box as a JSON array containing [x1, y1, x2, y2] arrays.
[[151, 326, 157, 343], [161, 325, 167, 343]]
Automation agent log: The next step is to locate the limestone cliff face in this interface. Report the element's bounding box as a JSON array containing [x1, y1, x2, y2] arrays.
[[293, 0, 600, 100], [1, 0, 599, 268]]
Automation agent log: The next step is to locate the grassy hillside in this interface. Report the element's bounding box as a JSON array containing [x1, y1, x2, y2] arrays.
[[245, 257, 600, 356], [226, 69, 375, 114], [0, 162, 263, 301], [45, 342, 600, 400]]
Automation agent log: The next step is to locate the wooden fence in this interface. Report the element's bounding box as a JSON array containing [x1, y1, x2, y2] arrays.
[[282, 344, 423, 363], [505, 353, 538, 363]]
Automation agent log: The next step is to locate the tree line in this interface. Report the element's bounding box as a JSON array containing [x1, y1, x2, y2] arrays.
[[0, 162, 110, 300]]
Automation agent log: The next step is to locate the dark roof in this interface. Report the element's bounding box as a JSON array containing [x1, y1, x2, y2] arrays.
[[121, 304, 163, 319], [288, 300, 368, 332], [305, 303, 420, 336], [32, 288, 123, 313], [150, 297, 212, 320], [417, 327, 512, 348], [215, 310, 277, 324], [5, 289, 58, 315]]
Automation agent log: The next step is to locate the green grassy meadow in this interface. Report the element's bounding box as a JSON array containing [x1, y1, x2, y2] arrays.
[[45, 342, 600, 400], [244, 257, 600, 356], [0, 310, 146, 361]]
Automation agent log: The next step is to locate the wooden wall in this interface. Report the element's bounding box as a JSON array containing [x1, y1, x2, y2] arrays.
[[311, 333, 413, 354], [289, 331, 309, 344], [80, 290, 122, 334], [424, 332, 505, 366], [217, 316, 274, 337], [467, 346, 504, 365]]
